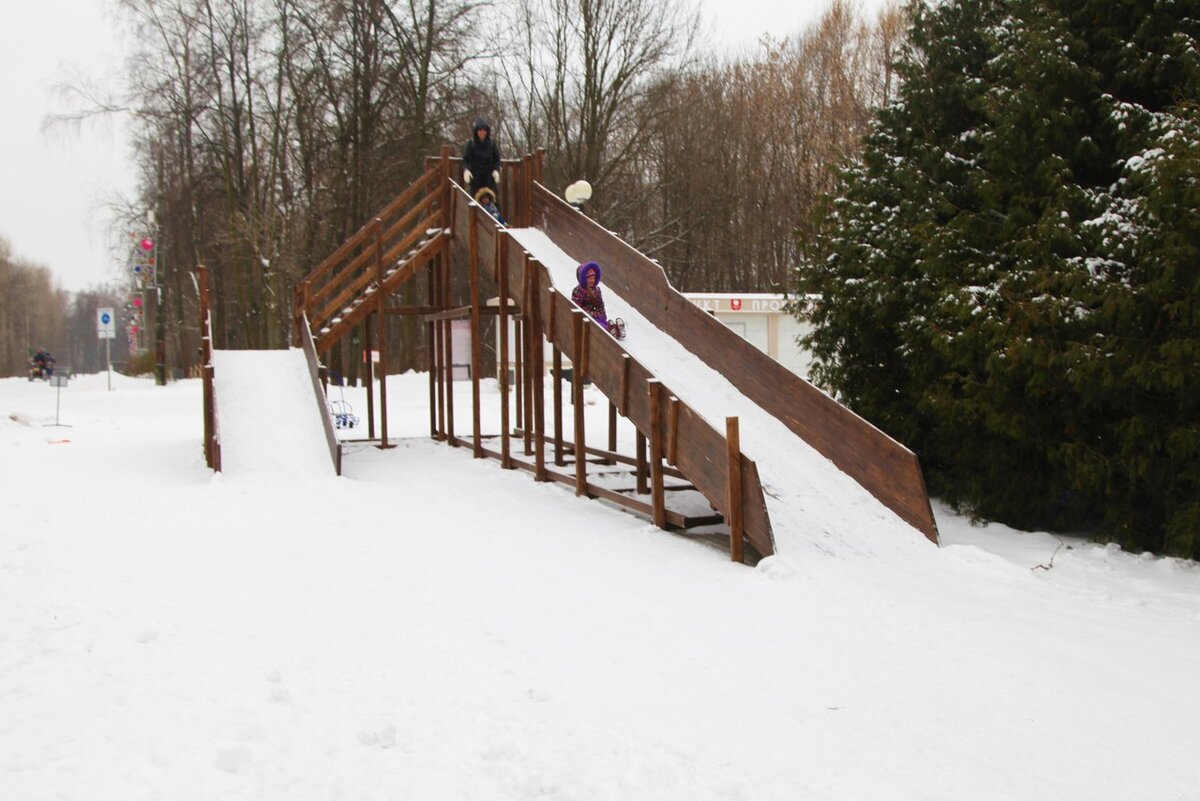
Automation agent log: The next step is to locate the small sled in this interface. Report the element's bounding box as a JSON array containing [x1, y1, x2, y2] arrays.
[[330, 399, 359, 429]]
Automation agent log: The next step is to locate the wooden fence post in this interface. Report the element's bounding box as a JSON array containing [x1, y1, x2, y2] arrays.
[[727, 416, 745, 563], [470, 204, 482, 458], [648, 380, 666, 528], [572, 310, 587, 495]]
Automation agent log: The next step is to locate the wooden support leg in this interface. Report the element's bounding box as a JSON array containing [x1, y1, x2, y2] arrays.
[[553, 346, 564, 466], [727, 416, 745, 563], [572, 311, 586, 496], [514, 321, 524, 434], [365, 312, 376, 439], [498, 235, 512, 469], [469, 207, 482, 458], [636, 431, 648, 495], [379, 310, 391, 449], [607, 401, 618, 465], [648, 380, 666, 528], [427, 265, 436, 439]]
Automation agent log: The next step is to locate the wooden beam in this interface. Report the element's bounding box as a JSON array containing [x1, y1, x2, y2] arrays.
[[649, 380, 666, 528], [469, 206, 482, 458], [572, 311, 586, 496], [727, 416, 744, 563], [498, 233, 512, 468]]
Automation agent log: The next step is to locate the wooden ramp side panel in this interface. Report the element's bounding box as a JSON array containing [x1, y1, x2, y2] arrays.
[[529, 184, 939, 544], [454, 187, 775, 557]]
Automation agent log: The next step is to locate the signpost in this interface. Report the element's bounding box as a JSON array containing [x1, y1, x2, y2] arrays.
[[98, 306, 116, 390], [45, 372, 71, 428]]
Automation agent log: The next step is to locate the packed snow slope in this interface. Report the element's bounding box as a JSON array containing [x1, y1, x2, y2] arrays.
[[507, 227, 928, 560], [3, 373, 1200, 801], [211, 349, 333, 478]]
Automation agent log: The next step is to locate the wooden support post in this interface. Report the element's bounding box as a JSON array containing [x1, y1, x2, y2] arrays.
[[469, 204, 482, 457], [727, 416, 745, 563], [620, 354, 631, 416], [374, 219, 391, 449], [514, 317, 524, 432], [648, 380, 666, 528], [522, 255, 534, 456], [436, 250, 446, 441], [427, 263, 436, 439], [442, 248, 456, 446], [552, 345, 564, 466], [365, 311, 376, 439], [636, 431, 648, 495], [498, 233, 512, 468], [529, 263, 546, 481], [572, 311, 586, 495], [580, 319, 591, 381], [667, 396, 679, 466], [607, 402, 618, 465]]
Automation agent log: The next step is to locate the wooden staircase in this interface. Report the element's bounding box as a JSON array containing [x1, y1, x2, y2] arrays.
[[295, 166, 450, 355]]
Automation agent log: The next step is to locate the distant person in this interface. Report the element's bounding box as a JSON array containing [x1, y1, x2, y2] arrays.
[[474, 187, 507, 225], [461, 117, 500, 200], [571, 261, 625, 339]]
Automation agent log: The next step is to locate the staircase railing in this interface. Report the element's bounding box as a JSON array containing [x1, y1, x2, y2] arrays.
[[294, 166, 447, 352]]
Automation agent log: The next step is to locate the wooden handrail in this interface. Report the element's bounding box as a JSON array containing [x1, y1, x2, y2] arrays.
[[301, 167, 441, 286]]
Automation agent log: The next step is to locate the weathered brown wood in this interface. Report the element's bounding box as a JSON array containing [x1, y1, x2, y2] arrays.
[[514, 317, 524, 432], [434, 252, 445, 441], [552, 345, 564, 466], [374, 221, 391, 449], [667, 396, 679, 467], [313, 234, 445, 352], [469, 205, 482, 458], [364, 312, 376, 439], [572, 311, 586, 496], [580, 319, 591, 381], [311, 206, 438, 322], [635, 431, 648, 495], [727, 416, 744, 563], [620, 354, 630, 416], [648, 381, 666, 528], [533, 181, 936, 545], [498, 233, 512, 468], [529, 264, 547, 481], [300, 166, 439, 286], [427, 263, 436, 439], [607, 402, 618, 465]]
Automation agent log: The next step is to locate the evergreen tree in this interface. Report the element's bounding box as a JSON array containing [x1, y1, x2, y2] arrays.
[[796, 0, 1200, 555]]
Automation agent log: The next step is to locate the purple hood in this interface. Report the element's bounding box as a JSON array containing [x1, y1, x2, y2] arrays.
[[576, 261, 602, 287]]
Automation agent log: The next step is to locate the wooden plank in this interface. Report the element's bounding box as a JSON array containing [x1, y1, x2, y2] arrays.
[[648, 380, 666, 528], [573, 311, 586, 496], [727, 416, 744, 563], [469, 205, 482, 458], [498, 233, 512, 468], [533, 181, 935, 545]]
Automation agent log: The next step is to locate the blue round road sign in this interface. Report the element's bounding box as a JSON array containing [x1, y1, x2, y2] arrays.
[[101, 312, 112, 325]]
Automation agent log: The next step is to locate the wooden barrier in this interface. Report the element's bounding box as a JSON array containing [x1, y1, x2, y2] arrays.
[[447, 177, 775, 556], [529, 183, 939, 544]]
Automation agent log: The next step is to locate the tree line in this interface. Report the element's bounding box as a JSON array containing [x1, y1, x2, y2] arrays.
[[58, 0, 899, 381], [0, 238, 136, 377]]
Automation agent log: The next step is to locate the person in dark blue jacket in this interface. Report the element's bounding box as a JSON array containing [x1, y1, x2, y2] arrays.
[[461, 117, 501, 199]]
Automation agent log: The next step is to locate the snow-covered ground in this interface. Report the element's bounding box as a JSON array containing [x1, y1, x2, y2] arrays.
[[3, 371, 1199, 800]]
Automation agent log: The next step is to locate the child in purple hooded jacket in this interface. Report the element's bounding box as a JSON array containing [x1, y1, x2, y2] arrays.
[[571, 261, 624, 338]]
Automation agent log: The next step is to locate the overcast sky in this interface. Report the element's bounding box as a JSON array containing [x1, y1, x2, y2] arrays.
[[0, 0, 887, 293]]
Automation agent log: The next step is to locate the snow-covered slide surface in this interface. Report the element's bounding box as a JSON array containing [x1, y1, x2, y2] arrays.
[[211, 349, 334, 478], [507, 228, 930, 560]]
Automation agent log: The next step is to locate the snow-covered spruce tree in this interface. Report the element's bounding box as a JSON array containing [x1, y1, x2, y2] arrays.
[[793, 0, 1006, 451], [795, 0, 1200, 555]]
